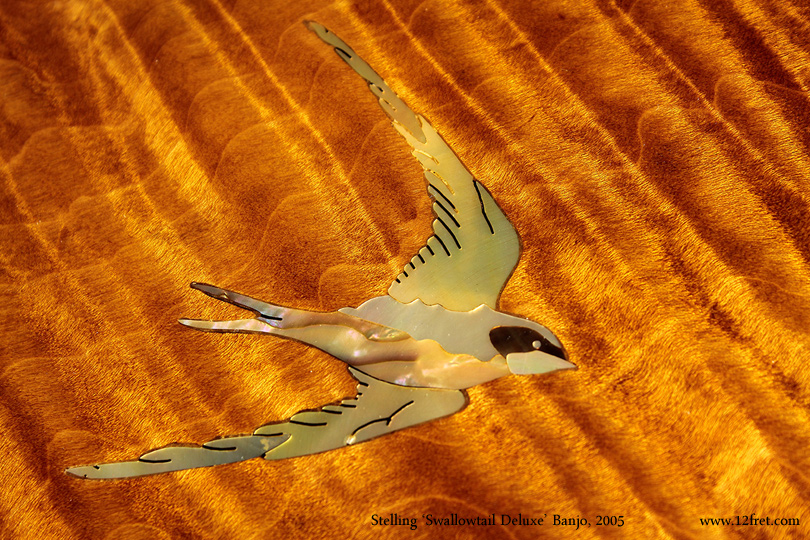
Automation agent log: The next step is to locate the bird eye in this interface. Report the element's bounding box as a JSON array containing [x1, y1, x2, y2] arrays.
[[490, 326, 567, 360]]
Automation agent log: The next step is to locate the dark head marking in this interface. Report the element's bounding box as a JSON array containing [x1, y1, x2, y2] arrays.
[[489, 326, 566, 360]]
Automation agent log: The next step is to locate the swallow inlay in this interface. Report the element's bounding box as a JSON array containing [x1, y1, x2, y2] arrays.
[[66, 21, 575, 480]]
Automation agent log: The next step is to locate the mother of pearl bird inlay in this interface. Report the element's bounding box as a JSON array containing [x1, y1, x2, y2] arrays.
[[66, 21, 575, 479]]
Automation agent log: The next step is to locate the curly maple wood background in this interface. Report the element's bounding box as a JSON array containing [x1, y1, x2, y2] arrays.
[[1, 0, 810, 538]]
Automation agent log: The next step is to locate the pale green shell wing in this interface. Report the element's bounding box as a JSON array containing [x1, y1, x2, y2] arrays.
[[65, 434, 289, 479], [387, 120, 520, 311], [306, 22, 520, 312], [254, 367, 467, 460], [305, 21, 425, 143], [66, 368, 466, 479]]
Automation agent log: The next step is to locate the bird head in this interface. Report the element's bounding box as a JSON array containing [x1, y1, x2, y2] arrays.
[[489, 323, 575, 376]]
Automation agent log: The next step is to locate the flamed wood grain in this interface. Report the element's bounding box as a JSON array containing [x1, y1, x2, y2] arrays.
[[1, 0, 809, 538]]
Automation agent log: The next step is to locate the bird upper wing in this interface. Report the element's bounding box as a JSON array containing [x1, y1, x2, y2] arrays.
[[306, 22, 520, 312], [66, 368, 466, 478]]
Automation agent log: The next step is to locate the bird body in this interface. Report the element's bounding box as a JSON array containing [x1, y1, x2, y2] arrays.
[[66, 21, 574, 480], [340, 295, 571, 387]]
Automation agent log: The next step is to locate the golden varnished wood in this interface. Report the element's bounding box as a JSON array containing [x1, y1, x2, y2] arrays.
[[1, 0, 809, 538]]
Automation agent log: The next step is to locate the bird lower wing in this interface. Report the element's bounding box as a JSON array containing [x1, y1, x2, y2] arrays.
[[66, 368, 466, 479], [256, 367, 468, 460], [65, 434, 288, 479]]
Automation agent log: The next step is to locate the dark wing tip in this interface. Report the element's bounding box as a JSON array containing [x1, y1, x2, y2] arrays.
[[189, 282, 226, 298]]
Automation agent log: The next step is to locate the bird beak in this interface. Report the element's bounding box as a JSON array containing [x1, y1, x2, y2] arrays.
[[506, 350, 576, 375]]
